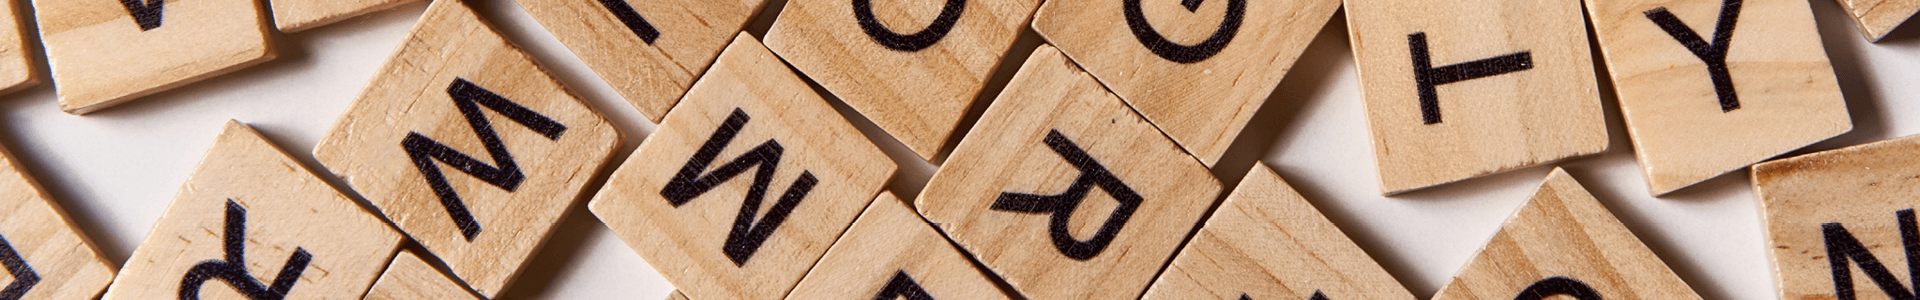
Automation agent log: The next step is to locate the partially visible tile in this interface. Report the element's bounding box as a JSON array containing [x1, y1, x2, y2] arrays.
[[312, 0, 622, 296], [1431, 168, 1701, 300], [916, 45, 1222, 300], [0, 136, 113, 299], [0, 0, 36, 96], [588, 34, 897, 300], [34, 0, 274, 114], [1585, 0, 1850, 195], [1143, 163, 1414, 300], [1833, 0, 1920, 41], [364, 251, 483, 300], [269, 0, 420, 32], [1753, 134, 1920, 299], [667, 290, 688, 300], [764, 0, 1041, 160], [515, 0, 770, 122], [787, 192, 1009, 300], [102, 121, 404, 300]]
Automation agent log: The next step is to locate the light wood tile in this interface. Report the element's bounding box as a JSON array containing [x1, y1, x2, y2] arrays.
[[667, 290, 689, 300], [1431, 168, 1701, 300], [0, 0, 35, 96], [102, 121, 404, 300], [34, 0, 274, 114], [1752, 134, 1920, 299], [1585, 0, 1850, 196], [915, 45, 1223, 300], [1834, 0, 1920, 41], [0, 134, 113, 299], [787, 191, 1009, 300], [364, 251, 483, 300], [312, 0, 621, 296], [1029, 0, 1339, 166], [269, 0, 419, 33], [1142, 163, 1413, 300], [763, 0, 1041, 161], [587, 34, 897, 300], [515, 0, 770, 123], [1346, 0, 1608, 195]]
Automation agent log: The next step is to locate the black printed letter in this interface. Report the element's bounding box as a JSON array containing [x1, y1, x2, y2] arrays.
[[1409, 32, 1533, 124], [1823, 209, 1920, 300], [403, 78, 569, 241], [1124, 0, 1244, 63], [991, 130, 1143, 260], [598, 0, 661, 44], [119, 0, 164, 31], [1237, 291, 1328, 300], [855, 0, 964, 51], [872, 271, 933, 300], [661, 108, 819, 266], [0, 233, 38, 300], [179, 200, 312, 300], [1643, 0, 1741, 112], [1512, 277, 1601, 300]]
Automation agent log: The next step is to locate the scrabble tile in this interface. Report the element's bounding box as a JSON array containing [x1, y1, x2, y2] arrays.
[[788, 191, 1009, 300], [364, 251, 483, 300], [1431, 168, 1701, 300], [0, 0, 36, 96], [916, 45, 1223, 300], [1346, 0, 1608, 195], [515, 0, 770, 123], [667, 290, 689, 300], [1029, 0, 1339, 166], [312, 0, 622, 296], [763, 0, 1041, 161], [269, 0, 420, 33], [34, 0, 274, 114], [1834, 0, 1920, 41], [0, 137, 113, 299], [102, 121, 404, 300], [1585, 0, 1850, 196], [1142, 163, 1413, 300], [1752, 134, 1920, 299], [587, 34, 897, 300]]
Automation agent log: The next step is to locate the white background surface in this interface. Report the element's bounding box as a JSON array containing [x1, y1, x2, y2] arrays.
[[6, 0, 1920, 299]]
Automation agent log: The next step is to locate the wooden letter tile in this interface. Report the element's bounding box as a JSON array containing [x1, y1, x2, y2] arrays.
[[788, 191, 1009, 300], [34, 0, 274, 114], [667, 290, 689, 300], [1346, 0, 1608, 195], [916, 45, 1223, 300], [0, 139, 113, 299], [269, 0, 420, 33], [0, 0, 36, 96], [1030, 0, 1339, 166], [1142, 163, 1413, 300], [762, 0, 1041, 161], [1834, 0, 1920, 41], [515, 0, 769, 123], [587, 34, 898, 300], [312, 0, 622, 296], [364, 251, 483, 300], [1751, 134, 1920, 299], [1585, 0, 1850, 196], [102, 121, 404, 300], [1431, 168, 1701, 300]]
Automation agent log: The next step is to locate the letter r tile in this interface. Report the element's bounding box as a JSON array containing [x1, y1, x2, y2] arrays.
[[916, 45, 1222, 300], [514, 0, 770, 123], [588, 34, 897, 300], [103, 122, 404, 300], [1753, 134, 1920, 300], [1347, 0, 1608, 195], [34, 0, 274, 114]]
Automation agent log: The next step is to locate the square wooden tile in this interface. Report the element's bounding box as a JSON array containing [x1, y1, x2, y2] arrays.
[[515, 0, 769, 123], [1431, 168, 1701, 300], [1142, 163, 1413, 300], [34, 0, 274, 114], [1753, 134, 1920, 299], [915, 45, 1223, 300], [1347, 0, 1608, 195], [1834, 0, 1920, 41], [0, 0, 36, 96], [1030, 0, 1339, 166], [102, 121, 404, 300], [364, 250, 483, 300], [587, 34, 897, 300], [269, 0, 420, 33], [762, 0, 1041, 161], [1586, 0, 1850, 196], [667, 290, 688, 300], [0, 138, 113, 299], [312, 0, 622, 296], [788, 191, 1009, 300]]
